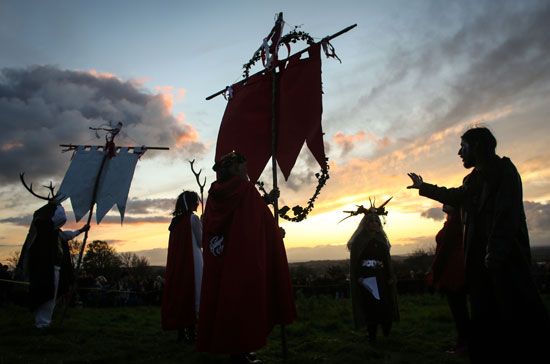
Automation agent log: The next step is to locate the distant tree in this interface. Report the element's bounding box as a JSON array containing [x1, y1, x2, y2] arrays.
[[82, 240, 122, 280], [67, 239, 82, 268], [5, 251, 20, 270], [291, 264, 315, 285], [399, 248, 435, 278], [119, 252, 150, 280], [325, 264, 347, 283]]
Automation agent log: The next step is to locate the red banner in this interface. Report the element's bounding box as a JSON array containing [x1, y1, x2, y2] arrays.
[[215, 43, 326, 183]]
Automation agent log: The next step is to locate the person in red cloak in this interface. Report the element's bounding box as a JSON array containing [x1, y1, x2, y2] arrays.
[[161, 191, 203, 343], [426, 204, 469, 355], [197, 151, 296, 364]]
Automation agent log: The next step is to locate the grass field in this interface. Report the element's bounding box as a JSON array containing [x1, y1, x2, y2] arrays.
[[2, 294, 548, 364]]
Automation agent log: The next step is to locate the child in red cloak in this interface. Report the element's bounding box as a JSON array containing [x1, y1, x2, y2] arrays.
[[197, 151, 296, 364], [426, 204, 469, 355], [161, 191, 203, 343]]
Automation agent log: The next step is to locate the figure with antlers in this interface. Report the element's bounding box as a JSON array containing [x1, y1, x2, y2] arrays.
[[196, 151, 296, 364], [162, 190, 203, 343], [15, 175, 89, 329], [345, 198, 399, 342]]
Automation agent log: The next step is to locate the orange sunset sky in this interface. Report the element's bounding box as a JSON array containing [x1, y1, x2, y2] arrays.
[[1, 0, 549, 265]]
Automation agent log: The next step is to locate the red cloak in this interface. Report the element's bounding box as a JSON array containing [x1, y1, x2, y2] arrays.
[[161, 214, 196, 330], [430, 213, 465, 292], [197, 176, 296, 354]]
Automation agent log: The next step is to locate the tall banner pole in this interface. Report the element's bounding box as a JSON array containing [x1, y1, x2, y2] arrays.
[[271, 65, 288, 359], [74, 151, 108, 273]]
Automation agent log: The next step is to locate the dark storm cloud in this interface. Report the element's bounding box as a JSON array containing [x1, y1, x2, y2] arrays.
[[421, 207, 445, 221], [0, 65, 207, 184]]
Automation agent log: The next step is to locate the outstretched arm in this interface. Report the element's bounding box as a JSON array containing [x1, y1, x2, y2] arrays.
[[407, 172, 464, 206]]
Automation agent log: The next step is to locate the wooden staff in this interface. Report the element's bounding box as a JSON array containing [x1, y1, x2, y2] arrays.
[[189, 159, 206, 215]]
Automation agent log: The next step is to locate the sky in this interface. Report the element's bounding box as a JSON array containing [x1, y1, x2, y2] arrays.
[[1, 0, 549, 265]]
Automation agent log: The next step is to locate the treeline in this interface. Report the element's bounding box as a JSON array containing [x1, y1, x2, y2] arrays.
[[2, 244, 549, 308]]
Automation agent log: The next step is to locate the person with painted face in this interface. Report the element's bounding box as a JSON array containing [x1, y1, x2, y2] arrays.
[[16, 202, 89, 328], [407, 126, 549, 363]]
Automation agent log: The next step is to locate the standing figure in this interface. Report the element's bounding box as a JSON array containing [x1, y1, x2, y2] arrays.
[[407, 126, 550, 363], [426, 204, 469, 355], [16, 202, 88, 328], [197, 151, 296, 364], [161, 191, 202, 343], [346, 201, 399, 342]]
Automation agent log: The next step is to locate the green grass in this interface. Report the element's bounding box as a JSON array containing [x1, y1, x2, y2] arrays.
[[2, 294, 548, 363]]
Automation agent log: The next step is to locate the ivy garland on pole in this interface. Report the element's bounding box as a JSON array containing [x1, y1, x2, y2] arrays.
[[242, 26, 315, 79]]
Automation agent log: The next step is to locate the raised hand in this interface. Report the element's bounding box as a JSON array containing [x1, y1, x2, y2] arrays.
[[406, 173, 424, 189]]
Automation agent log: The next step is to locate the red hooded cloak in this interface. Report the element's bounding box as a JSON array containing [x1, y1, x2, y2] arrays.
[[197, 176, 296, 354], [161, 213, 196, 330]]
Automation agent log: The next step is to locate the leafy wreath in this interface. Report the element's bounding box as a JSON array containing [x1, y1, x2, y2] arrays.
[[256, 158, 330, 222]]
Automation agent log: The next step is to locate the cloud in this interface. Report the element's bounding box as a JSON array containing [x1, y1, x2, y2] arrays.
[[0, 65, 207, 185], [0, 216, 32, 226], [125, 197, 174, 214], [421, 207, 445, 221], [0, 212, 170, 227], [334, 0, 550, 142], [524, 200, 550, 247], [332, 131, 366, 157]]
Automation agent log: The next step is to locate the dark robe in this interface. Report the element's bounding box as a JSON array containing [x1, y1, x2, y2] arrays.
[[161, 213, 196, 330], [196, 176, 296, 354], [16, 203, 74, 310], [419, 155, 550, 362], [348, 216, 399, 330]]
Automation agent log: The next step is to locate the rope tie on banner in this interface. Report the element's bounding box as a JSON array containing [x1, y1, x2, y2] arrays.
[[223, 85, 234, 101], [321, 39, 341, 63]]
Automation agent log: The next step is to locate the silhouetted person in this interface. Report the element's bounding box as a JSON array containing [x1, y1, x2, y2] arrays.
[[426, 204, 469, 355], [407, 126, 550, 363], [197, 151, 296, 364], [347, 202, 399, 342], [161, 190, 202, 343], [16, 203, 88, 328]]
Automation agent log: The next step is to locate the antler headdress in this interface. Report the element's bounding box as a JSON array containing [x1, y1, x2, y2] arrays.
[[339, 196, 392, 223], [19, 173, 61, 202]]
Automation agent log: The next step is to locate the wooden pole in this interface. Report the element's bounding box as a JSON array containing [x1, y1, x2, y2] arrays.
[[74, 153, 108, 272], [270, 64, 288, 360], [205, 23, 357, 100], [60, 144, 169, 151]]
